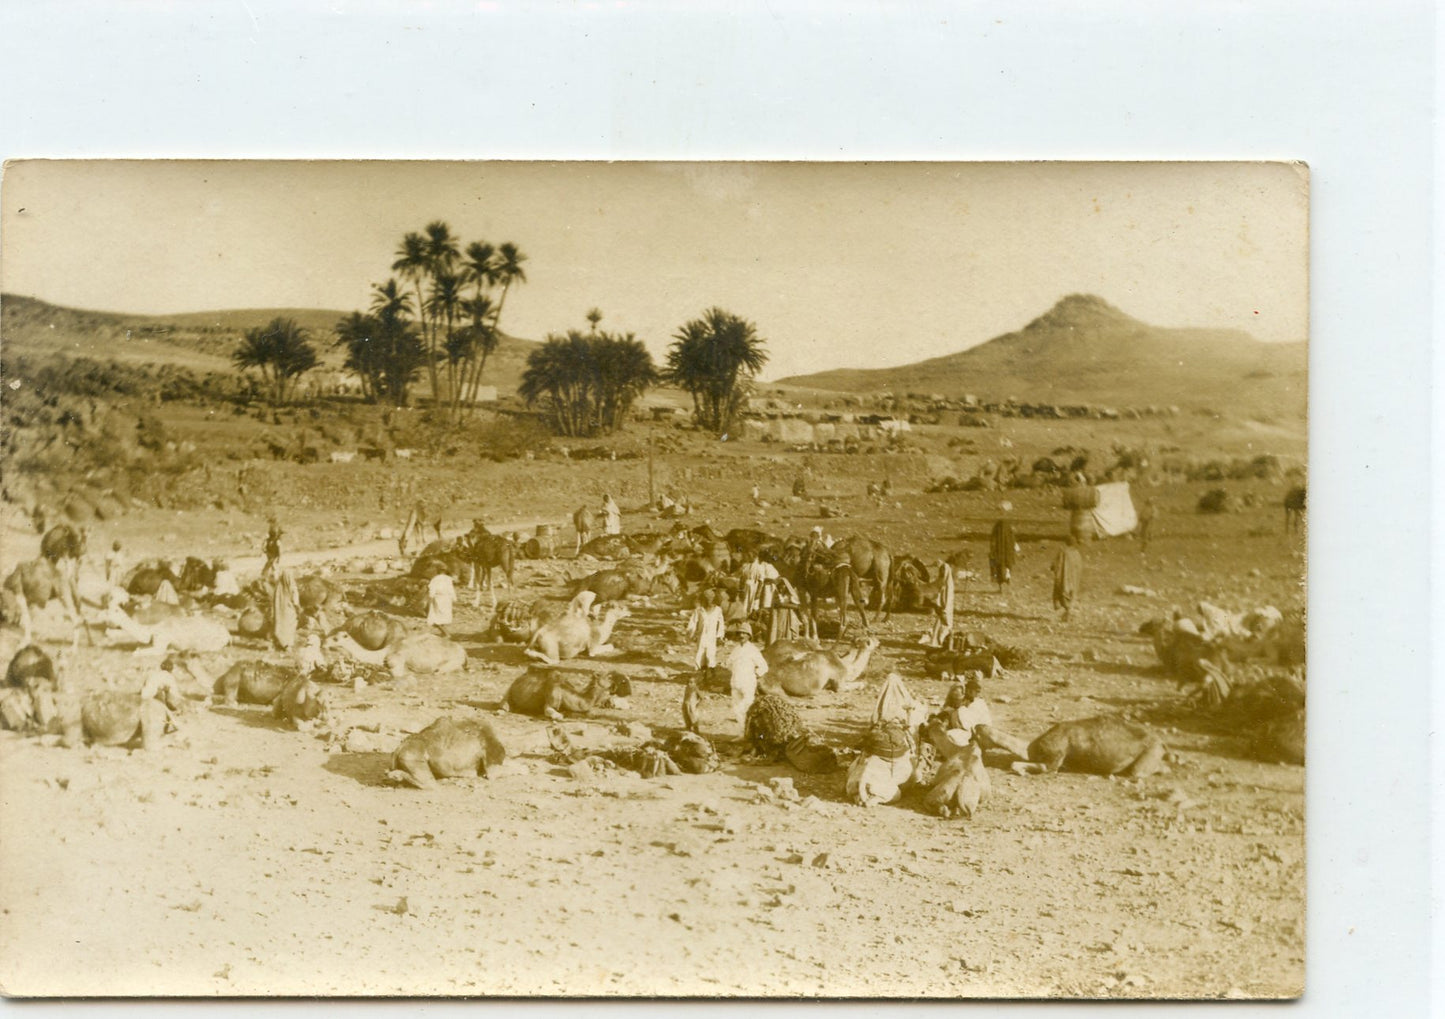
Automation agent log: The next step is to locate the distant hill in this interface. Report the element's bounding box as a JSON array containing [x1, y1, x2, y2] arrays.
[[777, 294, 1307, 418], [0, 294, 540, 392]]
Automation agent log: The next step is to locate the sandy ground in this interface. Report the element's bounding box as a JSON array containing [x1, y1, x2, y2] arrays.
[[0, 465, 1304, 999]]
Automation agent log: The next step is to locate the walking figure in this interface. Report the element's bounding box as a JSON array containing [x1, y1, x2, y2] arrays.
[[263, 520, 283, 578], [989, 502, 1019, 593]]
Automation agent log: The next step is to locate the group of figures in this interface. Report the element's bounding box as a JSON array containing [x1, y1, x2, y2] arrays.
[[0, 474, 1301, 824]]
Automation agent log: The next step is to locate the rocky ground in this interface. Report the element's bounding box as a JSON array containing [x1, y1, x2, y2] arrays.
[[0, 421, 1305, 998]]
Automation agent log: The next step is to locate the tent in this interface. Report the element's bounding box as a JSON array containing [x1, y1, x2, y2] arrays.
[[1090, 481, 1139, 538]]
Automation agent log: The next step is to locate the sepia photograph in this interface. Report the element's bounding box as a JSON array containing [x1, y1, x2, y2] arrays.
[[0, 159, 1310, 998]]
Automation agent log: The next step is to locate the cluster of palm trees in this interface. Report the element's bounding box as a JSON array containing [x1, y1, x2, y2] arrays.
[[333, 221, 527, 417], [519, 318, 657, 437], [324, 221, 768, 438], [518, 306, 769, 438], [665, 307, 769, 434], [231, 317, 320, 405], [333, 279, 427, 406]]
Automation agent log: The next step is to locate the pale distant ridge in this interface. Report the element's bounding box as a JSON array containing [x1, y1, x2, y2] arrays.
[[0, 294, 540, 392], [777, 293, 1306, 417]]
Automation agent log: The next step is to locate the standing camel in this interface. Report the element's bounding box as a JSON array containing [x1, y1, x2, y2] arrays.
[[572, 506, 599, 555], [460, 526, 515, 608], [836, 535, 892, 612], [399, 502, 443, 557], [784, 545, 871, 638]]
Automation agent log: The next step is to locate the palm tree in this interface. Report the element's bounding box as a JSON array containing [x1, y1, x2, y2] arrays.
[[336, 280, 427, 406], [455, 242, 499, 414], [370, 278, 414, 329], [520, 334, 589, 437], [423, 220, 460, 274], [520, 330, 656, 437], [592, 333, 657, 431], [586, 307, 603, 335], [232, 317, 319, 405], [376, 318, 428, 406], [426, 269, 466, 403], [392, 232, 433, 395], [334, 311, 379, 402], [455, 293, 499, 414], [492, 241, 528, 325], [463, 241, 498, 295], [664, 308, 768, 434]]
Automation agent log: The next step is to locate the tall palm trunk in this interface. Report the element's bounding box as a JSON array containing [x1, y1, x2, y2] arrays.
[[462, 344, 493, 418], [409, 277, 436, 404]]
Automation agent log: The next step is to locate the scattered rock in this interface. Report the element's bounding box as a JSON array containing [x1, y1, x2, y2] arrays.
[[343, 728, 390, 754], [768, 777, 799, 802], [615, 721, 651, 741]]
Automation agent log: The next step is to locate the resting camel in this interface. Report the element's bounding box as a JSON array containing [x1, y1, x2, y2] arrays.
[[389, 717, 507, 789], [524, 604, 629, 665], [40, 523, 87, 563], [213, 660, 295, 706], [976, 715, 1168, 777], [177, 557, 219, 594], [1, 645, 63, 733], [380, 632, 469, 676], [126, 561, 182, 597], [99, 603, 231, 654], [578, 534, 632, 559], [6, 645, 56, 690], [329, 610, 406, 653], [325, 630, 468, 679], [295, 575, 347, 617], [487, 598, 567, 642], [761, 636, 878, 697], [567, 562, 672, 608], [272, 673, 328, 728], [624, 532, 668, 557], [77, 671, 183, 749], [504, 667, 630, 719]]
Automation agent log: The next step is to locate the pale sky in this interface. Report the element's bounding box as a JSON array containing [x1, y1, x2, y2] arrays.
[[1, 161, 1307, 381]]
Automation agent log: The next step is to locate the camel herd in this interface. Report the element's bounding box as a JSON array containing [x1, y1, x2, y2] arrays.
[[0, 501, 1302, 825]]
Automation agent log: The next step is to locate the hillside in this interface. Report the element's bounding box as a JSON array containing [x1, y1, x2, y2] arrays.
[[0, 294, 540, 392], [778, 294, 1307, 418]]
